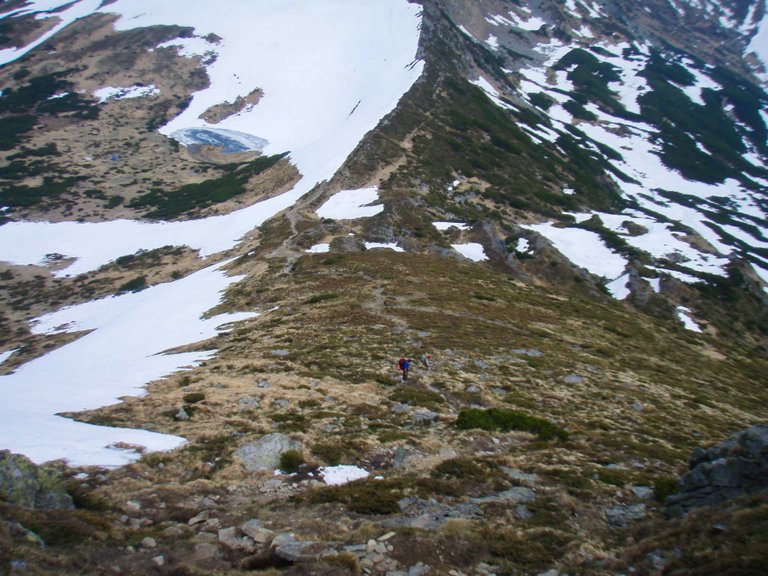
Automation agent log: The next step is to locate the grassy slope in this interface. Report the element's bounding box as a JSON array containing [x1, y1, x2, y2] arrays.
[[35, 246, 763, 574], [2, 3, 768, 574]]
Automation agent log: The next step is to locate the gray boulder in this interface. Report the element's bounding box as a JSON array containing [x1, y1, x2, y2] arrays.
[[271, 532, 338, 562], [0, 451, 73, 510], [604, 503, 646, 527], [235, 434, 302, 472], [472, 486, 536, 504], [665, 424, 768, 517]]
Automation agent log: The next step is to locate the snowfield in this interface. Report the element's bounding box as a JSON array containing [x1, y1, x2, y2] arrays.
[[523, 223, 628, 280], [0, 0, 424, 465], [0, 261, 256, 466], [316, 187, 384, 220], [497, 25, 768, 291]]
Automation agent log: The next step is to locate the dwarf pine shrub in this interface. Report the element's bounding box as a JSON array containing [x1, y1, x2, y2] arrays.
[[456, 408, 568, 441], [279, 449, 304, 473]]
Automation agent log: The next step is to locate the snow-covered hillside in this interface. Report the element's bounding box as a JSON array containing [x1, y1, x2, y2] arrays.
[[0, 0, 766, 467], [459, 0, 768, 299], [0, 0, 423, 465]]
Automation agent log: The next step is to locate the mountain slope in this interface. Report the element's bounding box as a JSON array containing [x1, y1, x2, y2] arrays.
[[0, 1, 767, 575]]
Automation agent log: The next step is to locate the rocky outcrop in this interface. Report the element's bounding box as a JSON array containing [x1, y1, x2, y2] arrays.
[[0, 451, 73, 510], [665, 424, 768, 517], [235, 434, 302, 472]]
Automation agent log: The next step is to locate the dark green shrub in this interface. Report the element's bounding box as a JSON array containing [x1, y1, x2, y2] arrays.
[[653, 477, 680, 502], [431, 457, 499, 482], [182, 392, 205, 404], [303, 477, 458, 515], [456, 408, 568, 441], [389, 387, 444, 409], [279, 449, 304, 473], [117, 276, 147, 293], [128, 153, 285, 219], [305, 292, 338, 304]]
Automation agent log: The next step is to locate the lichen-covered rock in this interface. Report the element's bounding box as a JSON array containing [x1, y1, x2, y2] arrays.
[[0, 451, 73, 510], [665, 424, 768, 517], [234, 434, 302, 472]]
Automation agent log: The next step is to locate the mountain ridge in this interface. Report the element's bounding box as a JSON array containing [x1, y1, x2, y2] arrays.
[[0, 1, 767, 574]]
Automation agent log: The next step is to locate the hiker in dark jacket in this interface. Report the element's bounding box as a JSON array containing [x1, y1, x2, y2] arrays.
[[398, 356, 410, 381]]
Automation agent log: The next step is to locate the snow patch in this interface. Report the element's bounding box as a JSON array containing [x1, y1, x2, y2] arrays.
[[434, 221, 470, 231], [451, 243, 488, 262], [317, 187, 383, 220], [0, 261, 255, 466], [306, 243, 330, 254], [319, 465, 369, 486], [471, 77, 515, 111], [0, 349, 17, 366], [94, 84, 160, 103], [607, 273, 631, 300], [524, 223, 627, 280], [365, 242, 404, 252], [676, 306, 703, 333]]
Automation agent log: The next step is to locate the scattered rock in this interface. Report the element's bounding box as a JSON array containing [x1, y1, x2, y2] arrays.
[[466, 385, 480, 393], [511, 348, 543, 357], [631, 486, 654, 500], [392, 403, 410, 415], [412, 409, 439, 424], [393, 447, 423, 469], [630, 402, 645, 412], [193, 542, 219, 562], [239, 398, 261, 409], [515, 504, 533, 520], [257, 380, 271, 388], [646, 549, 666, 571], [241, 519, 274, 544], [10, 522, 45, 548], [152, 555, 165, 567], [603, 503, 646, 527], [271, 349, 290, 356], [384, 498, 482, 530], [665, 424, 768, 517], [409, 562, 432, 575], [141, 537, 157, 549], [162, 525, 185, 538], [218, 526, 257, 553], [235, 433, 303, 472], [125, 500, 141, 513], [188, 510, 210, 526], [0, 451, 74, 510], [563, 374, 583, 384], [9, 560, 28, 573], [473, 486, 536, 504], [271, 532, 337, 562], [501, 467, 539, 485]]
